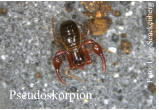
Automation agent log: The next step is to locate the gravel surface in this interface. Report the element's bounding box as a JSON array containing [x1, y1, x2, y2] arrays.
[[0, 1, 156, 109]]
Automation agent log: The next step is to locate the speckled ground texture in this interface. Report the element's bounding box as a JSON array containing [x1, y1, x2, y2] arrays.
[[0, 1, 156, 109]]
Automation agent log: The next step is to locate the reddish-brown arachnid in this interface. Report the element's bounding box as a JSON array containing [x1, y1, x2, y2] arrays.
[[51, 17, 107, 85]]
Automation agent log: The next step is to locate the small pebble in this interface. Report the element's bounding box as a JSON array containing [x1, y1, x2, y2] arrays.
[[125, 11, 133, 17], [117, 95, 123, 101], [108, 47, 117, 53], [113, 10, 121, 17], [112, 34, 119, 42], [121, 33, 127, 38], [66, 7, 73, 13], [72, 14, 76, 19], [30, 83, 34, 88], [117, 89, 122, 94], [104, 99, 109, 104], [114, 62, 118, 66], [83, 99, 89, 103], [114, 73, 119, 78], [118, 26, 124, 30], [0, 8, 7, 15], [35, 73, 42, 78], [148, 83, 156, 93], [35, 62, 39, 66], [71, 86, 77, 92]]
